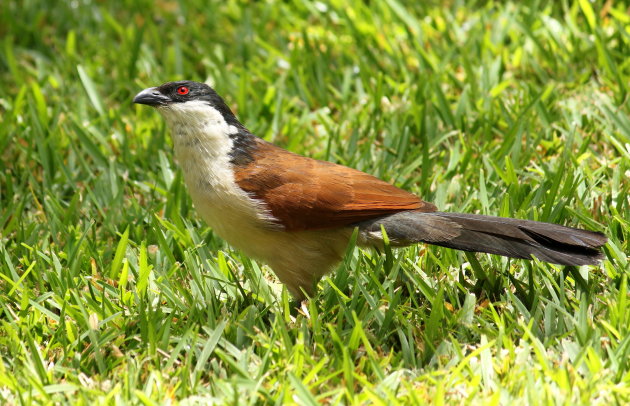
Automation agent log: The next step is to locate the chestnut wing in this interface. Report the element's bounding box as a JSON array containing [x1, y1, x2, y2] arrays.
[[233, 140, 436, 231]]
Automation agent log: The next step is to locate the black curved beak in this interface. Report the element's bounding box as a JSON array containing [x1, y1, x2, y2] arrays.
[[133, 87, 170, 106]]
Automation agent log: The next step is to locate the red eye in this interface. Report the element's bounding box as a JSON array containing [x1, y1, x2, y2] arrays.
[[177, 86, 189, 95]]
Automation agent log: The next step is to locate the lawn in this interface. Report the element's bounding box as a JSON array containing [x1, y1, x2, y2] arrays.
[[1, 0, 629, 404]]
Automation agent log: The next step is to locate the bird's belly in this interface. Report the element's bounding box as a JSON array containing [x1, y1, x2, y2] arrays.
[[187, 179, 351, 294], [187, 182, 273, 250]]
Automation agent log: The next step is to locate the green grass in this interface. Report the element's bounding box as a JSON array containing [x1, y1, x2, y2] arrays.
[[1, 0, 629, 404]]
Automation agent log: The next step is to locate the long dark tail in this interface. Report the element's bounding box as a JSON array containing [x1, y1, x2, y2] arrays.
[[358, 211, 607, 265]]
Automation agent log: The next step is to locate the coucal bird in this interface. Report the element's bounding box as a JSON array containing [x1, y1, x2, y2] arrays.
[[133, 80, 607, 299]]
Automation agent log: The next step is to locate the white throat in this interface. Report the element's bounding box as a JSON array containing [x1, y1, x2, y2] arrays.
[[158, 100, 239, 158]]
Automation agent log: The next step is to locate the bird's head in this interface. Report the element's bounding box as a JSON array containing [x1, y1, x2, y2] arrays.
[[133, 80, 241, 128]]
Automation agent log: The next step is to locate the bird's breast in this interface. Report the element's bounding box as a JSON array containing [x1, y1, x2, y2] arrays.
[[172, 131, 281, 243]]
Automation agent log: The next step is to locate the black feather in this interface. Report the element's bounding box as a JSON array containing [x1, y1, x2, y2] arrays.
[[358, 211, 607, 266]]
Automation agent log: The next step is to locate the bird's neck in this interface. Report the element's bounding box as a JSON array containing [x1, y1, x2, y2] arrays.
[[158, 103, 236, 159]]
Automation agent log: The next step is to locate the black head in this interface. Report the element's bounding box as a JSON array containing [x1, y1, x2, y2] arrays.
[[133, 80, 240, 124]]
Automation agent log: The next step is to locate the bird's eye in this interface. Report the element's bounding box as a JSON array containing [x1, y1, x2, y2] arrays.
[[176, 86, 189, 95]]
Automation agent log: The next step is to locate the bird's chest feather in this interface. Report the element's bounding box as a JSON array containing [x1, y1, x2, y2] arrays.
[[169, 120, 278, 245]]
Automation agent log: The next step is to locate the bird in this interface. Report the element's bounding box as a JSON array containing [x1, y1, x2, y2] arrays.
[[133, 80, 608, 300]]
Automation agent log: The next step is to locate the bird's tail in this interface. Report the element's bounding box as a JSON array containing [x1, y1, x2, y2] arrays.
[[358, 211, 607, 265]]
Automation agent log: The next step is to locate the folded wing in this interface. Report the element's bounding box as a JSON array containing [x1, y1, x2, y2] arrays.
[[233, 139, 436, 231]]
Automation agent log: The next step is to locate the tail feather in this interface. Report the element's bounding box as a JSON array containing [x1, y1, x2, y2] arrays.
[[357, 211, 607, 266]]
